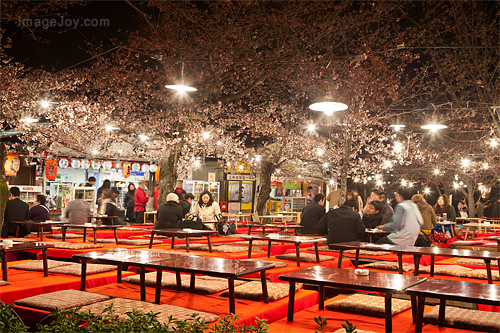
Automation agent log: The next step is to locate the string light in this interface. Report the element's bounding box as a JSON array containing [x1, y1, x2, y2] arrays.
[[307, 124, 316, 132], [434, 169, 440, 175], [401, 179, 407, 187], [138, 134, 149, 141], [461, 159, 470, 167], [490, 139, 498, 147], [424, 188, 430, 194], [202, 131, 210, 139], [393, 142, 403, 153]]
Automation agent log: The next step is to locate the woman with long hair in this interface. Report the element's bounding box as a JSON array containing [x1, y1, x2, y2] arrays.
[[434, 195, 456, 222], [124, 183, 136, 223], [98, 188, 119, 225], [192, 190, 221, 230]]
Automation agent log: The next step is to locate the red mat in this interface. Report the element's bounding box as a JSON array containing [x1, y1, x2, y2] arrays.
[[87, 281, 318, 326], [0, 260, 134, 304]]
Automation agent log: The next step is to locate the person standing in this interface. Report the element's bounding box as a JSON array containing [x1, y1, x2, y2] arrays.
[[325, 188, 341, 209], [376, 187, 423, 246], [174, 180, 186, 198], [192, 190, 221, 230], [318, 199, 367, 246], [1, 187, 29, 237], [299, 194, 326, 234], [28, 194, 51, 232], [84, 176, 96, 187], [134, 180, 149, 223], [155, 193, 183, 229], [124, 183, 136, 223], [153, 185, 159, 210], [411, 194, 436, 233], [63, 192, 90, 225]]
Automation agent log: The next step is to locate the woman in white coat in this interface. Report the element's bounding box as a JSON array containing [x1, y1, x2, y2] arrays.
[[192, 190, 221, 230]]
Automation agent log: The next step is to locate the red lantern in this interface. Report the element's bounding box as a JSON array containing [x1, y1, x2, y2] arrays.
[[122, 162, 131, 178], [45, 160, 58, 180], [5, 154, 21, 177]]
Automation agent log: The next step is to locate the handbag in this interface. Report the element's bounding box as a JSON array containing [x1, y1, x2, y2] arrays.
[[178, 214, 204, 230], [217, 221, 236, 235]]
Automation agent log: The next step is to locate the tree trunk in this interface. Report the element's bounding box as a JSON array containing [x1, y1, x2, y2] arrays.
[[158, 140, 183, 205], [256, 160, 274, 215], [463, 178, 476, 218], [0, 143, 9, 232], [339, 131, 352, 205]]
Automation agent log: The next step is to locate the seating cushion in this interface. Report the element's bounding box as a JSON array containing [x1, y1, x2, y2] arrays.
[[175, 243, 209, 251], [463, 269, 500, 281], [0, 280, 11, 286], [364, 262, 415, 272], [48, 263, 116, 276], [275, 253, 334, 262], [122, 272, 246, 294], [451, 240, 486, 246], [239, 258, 288, 268], [4, 238, 37, 242], [423, 305, 500, 332], [138, 248, 200, 256], [121, 227, 145, 231], [212, 245, 249, 253], [94, 239, 162, 245], [45, 242, 104, 250], [326, 293, 411, 317], [10, 259, 71, 271], [220, 281, 301, 302], [345, 249, 393, 256], [141, 234, 169, 238], [418, 265, 473, 277], [234, 240, 281, 246], [47, 233, 81, 239], [15, 290, 111, 311], [78, 298, 219, 323], [455, 258, 498, 267]]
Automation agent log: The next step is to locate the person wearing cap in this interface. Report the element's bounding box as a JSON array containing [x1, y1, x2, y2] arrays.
[[155, 193, 183, 229], [376, 187, 423, 246], [411, 194, 436, 233]]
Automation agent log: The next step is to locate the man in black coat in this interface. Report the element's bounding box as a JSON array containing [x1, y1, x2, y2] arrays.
[[179, 193, 195, 217], [1, 187, 29, 238], [362, 200, 385, 229], [299, 194, 326, 234], [155, 193, 183, 229], [318, 199, 367, 247]]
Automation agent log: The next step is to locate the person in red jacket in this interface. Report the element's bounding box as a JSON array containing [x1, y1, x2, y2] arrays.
[[153, 185, 159, 211], [134, 180, 149, 223]]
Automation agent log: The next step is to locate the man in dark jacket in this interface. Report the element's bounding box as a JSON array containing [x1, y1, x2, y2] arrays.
[[179, 193, 195, 217], [1, 187, 29, 237], [362, 200, 384, 229], [318, 199, 367, 247], [299, 194, 326, 234], [155, 193, 183, 229]]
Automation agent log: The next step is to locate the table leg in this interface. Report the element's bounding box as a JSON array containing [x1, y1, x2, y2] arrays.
[[485, 260, 493, 284], [114, 229, 119, 244], [117, 264, 122, 283], [397, 253, 403, 274], [62, 227, 67, 242], [354, 249, 360, 268], [42, 248, 48, 276], [450, 223, 455, 237], [80, 259, 87, 291], [1, 251, 7, 281], [171, 234, 175, 249], [337, 249, 343, 268], [248, 239, 253, 258], [314, 242, 320, 262], [39, 226, 44, 241], [207, 235, 213, 253], [413, 254, 421, 276], [384, 293, 392, 332], [149, 232, 155, 249], [415, 296, 425, 333], [247, 225, 251, 235], [93, 228, 98, 244], [430, 255, 435, 277], [471, 226, 477, 240], [140, 266, 146, 301], [295, 243, 300, 267], [83, 227, 87, 242], [262, 226, 266, 234], [16, 225, 20, 237], [287, 281, 296, 322], [190, 273, 195, 293], [410, 295, 417, 323], [318, 285, 325, 310], [260, 271, 269, 303], [438, 298, 446, 327], [464, 226, 470, 240], [176, 271, 182, 291], [186, 236, 190, 252], [229, 277, 236, 314], [267, 240, 272, 258], [155, 268, 162, 304]]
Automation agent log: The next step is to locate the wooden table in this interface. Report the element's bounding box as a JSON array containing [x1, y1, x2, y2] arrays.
[[258, 215, 290, 225], [278, 211, 301, 223], [279, 266, 426, 332], [241, 234, 326, 266], [365, 229, 391, 243], [73, 249, 188, 301], [11, 220, 67, 241], [406, 279, 500, 332], [60, 223, 123, 244], [331, 241, 500, 284], [222, 213, 252, 229], [144, 211, 157, 224], [485, 236, 500, 251], [1, 240, 54, 280], [147, 228, 217, 252], [464, 222, 497, 240], [245, 223, 303, 235], [148, 255, 275, 314], [435, 221, 457, 237], [88, 215, 119, 225]]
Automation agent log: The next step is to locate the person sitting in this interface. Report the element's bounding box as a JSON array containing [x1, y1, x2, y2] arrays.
[[299, 193, 326, 234], [362, 200, 384, 229], [376, 191, 394, 224], [155, 193, 183, 229], [411, 194, 436, 234], [318, 199, 367, 247], [179, 193, 195, 217], [192, 190, 221, 230], [376, 187, 423, 246], [28, 194, 51, 232], [434, 195, 456, 221], [1, 186, 29, 238], [63, 192, 90, 225], [98, 189, 119, 225]]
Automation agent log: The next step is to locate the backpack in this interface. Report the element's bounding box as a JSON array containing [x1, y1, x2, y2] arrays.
[[217, 221, 236, 236], [414, 230, 432, 247]]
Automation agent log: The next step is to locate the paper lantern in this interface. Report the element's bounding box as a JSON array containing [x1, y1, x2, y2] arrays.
[[131, 163, 140, 172], [91, 161, 101, 170], [149, 164, 158, 173], [81, 159, 90, 169], [59, 158, 69, 169], [155, 165, 161, 182], [141, 164, 149, 173], [122, 162, 131, 178], [102, 161, 112, 171], [71, 159, 81, 169], [5, 154, 21, 177], [45, 160, 58, 180]]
